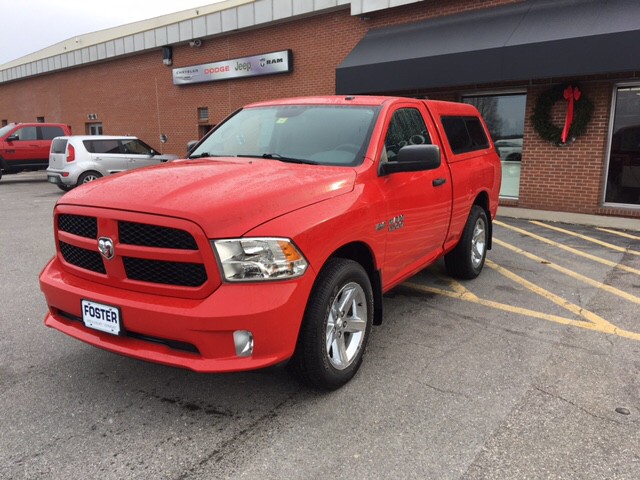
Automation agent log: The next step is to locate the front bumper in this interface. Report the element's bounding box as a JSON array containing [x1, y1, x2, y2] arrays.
[[40, 256, 316, 372]]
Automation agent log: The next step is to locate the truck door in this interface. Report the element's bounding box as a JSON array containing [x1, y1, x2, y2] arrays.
[[6, 126, 39, 164], [377, 105, 453, 285]]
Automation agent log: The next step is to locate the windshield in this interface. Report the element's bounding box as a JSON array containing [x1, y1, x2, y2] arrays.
[[0, 124, 16, 137], [190, 105, 379, 166]]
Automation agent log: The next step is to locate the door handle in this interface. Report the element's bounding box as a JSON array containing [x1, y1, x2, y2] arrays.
[[432, 178, 447, 187]]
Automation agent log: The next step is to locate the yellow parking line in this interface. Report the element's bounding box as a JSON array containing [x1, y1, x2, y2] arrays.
[[404, 281, 593, 327], [494, 238, 640, 305], [530, 220, 640, 257], [596, 227, 640, 241], [402, 281, 640, 341], [494, 220, 640, 276], [440, 274, 479, 300], [485, 259, 612, 328]]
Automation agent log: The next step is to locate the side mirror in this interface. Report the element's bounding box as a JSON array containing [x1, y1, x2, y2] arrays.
[[6, 134, 19, 142], [380, 144, 441, 175], [186, 140, 198, 154]]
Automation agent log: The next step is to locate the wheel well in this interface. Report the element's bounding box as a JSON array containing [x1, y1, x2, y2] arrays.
[[473, 191, 492, 250], [330, 242, 383, 325]]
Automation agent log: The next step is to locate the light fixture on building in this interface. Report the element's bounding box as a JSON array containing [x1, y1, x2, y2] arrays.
[[162, 46, 173, 66], [87, 113, 98, 120], [189, 39, 202, 48]]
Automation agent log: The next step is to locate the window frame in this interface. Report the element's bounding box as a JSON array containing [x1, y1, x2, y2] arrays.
[[461, 90, 527, 200], [602, 81, 640, 209]]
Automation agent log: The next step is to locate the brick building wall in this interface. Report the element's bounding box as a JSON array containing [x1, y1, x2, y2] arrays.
[[518, 81, 613, 214]]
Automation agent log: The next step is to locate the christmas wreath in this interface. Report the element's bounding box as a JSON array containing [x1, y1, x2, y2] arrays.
[[531, 83, 594, 145]]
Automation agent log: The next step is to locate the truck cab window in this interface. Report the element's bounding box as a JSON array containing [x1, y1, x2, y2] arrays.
[[14, 126, 38, 141], [383, 108, 431, 161]]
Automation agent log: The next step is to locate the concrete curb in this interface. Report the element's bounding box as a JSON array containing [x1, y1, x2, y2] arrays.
[[497, 206, 640, 232]]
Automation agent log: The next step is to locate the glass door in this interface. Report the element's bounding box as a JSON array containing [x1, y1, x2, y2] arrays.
[[463, 93, 526, 198], [604, 86, 640, 206]]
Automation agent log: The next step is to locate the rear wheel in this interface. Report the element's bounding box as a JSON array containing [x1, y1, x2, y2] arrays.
[[77, 171, 102, 185], [289, 258, 373, 390], [444, 205, 489, 279]]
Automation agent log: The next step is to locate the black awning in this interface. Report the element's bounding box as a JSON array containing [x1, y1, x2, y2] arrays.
[[336, 0, 640, 94]]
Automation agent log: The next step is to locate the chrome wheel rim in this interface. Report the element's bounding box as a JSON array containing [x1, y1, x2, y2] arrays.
[[471, 217, 487, 269], [326, 282, 367, 370], [82, 174, 100, 183]]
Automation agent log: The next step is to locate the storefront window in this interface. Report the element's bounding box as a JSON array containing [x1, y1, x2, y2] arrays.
[[604, 86, 640, 207], [463, 93, 526, 198]]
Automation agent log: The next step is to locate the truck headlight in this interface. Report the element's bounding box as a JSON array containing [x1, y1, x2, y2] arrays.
[[212, 237, 308, 282]]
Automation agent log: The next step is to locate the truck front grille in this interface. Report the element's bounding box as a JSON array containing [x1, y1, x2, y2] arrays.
[[59, 241, 106, 274], [123, 257, 207, 287], [119, 221, 198, 250], [55, 211, 214, 296], [58, 214, 97, 239]]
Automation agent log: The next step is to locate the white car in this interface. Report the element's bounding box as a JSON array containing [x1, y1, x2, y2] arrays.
[[494, 138, 523, 162], [46, 135, 178, 191]]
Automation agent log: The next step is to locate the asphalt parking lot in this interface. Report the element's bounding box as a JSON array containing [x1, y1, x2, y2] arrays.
[[1, 171, 639, 479]]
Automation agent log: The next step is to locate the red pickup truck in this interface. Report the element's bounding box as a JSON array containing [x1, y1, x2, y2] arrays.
[[0, 122, 72, 180], [39, 96, 501, 389]]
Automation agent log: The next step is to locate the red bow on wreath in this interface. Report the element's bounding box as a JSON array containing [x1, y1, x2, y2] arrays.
[[561, 85, 581, 144]]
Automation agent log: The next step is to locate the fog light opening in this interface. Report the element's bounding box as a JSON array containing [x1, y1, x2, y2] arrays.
[[233, 330, 254, 357]]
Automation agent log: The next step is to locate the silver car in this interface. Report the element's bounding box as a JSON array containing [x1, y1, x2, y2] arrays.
[[46, 135, 178, 191]]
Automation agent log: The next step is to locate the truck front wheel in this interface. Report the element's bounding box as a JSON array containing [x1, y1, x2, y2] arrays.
[[289, 258, 373, 390], [445, 205, 488, 279]]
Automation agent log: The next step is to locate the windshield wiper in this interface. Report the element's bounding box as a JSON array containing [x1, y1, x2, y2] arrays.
[[188, 152, 213, 159], [239, 153, 318, 165], [188, 152, 229, 159]]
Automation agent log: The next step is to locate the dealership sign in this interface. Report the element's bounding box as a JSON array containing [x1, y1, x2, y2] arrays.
[[172, 50, 292, 85]]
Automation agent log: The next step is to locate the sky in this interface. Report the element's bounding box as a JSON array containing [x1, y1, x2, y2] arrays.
[[0, 0, 220, 65]]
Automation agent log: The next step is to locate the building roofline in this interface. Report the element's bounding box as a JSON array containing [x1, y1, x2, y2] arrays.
[[0, 0, 420, 84], [0, 1, 255, 69]]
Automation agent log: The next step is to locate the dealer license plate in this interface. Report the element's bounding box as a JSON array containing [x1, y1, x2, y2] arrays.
[[81, 299, 121, 336]]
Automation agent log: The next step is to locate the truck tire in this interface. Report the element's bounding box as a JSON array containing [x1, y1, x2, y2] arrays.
[[77, 171, 102, 185], [289, 258, 373, 390], [444, 205, 488, 280]]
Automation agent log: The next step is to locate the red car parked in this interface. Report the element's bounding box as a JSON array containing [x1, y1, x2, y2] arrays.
[[0, 122, 72, 180]]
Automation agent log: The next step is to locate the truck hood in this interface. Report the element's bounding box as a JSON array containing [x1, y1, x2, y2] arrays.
[[58, 157, 357, 237]]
